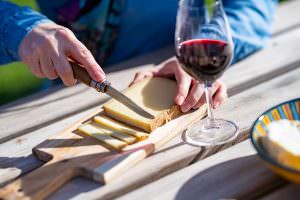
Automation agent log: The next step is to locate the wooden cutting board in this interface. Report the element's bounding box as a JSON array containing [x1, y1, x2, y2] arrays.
[[0, 105, 206, 200]]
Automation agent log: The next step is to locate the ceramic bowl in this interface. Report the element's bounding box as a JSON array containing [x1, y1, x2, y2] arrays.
[[250, 98, 300, 183]]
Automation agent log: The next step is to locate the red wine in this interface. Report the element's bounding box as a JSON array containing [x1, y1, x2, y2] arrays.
[[176, 39, 232, 82]]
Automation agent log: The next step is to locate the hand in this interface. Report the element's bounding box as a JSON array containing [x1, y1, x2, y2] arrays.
[[19, 22, 105, 86], [131, 58, 227, 112]]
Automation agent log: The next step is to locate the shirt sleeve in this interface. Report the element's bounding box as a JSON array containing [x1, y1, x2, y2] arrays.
[[224, 0, 278, 63], [0, 1, 52, 64]]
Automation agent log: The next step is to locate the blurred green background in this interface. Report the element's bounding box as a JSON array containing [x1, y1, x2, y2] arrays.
[[0, 0, 42, 105], [0, 0, 290, 106]]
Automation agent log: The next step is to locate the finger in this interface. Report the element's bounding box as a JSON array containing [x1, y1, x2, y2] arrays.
[[29, 58, 45, 78], [130, 71, 155, 86], [174, 67, 192, 106], [40, 57, 58, 80], [67, 40, 105, 82], [21, 50, 45, 78], [212, 81, 227, 109], [53, 54, 76, 86], [192, 84, 219, 109], [181, 82, 204, 112]]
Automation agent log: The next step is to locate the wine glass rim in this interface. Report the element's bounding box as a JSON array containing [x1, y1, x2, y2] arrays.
[[179, 0, 222, 9]]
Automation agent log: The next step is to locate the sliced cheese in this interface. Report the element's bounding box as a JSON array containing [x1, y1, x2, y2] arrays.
[[94, 115, 148, 140], [262, 120, 300, 170], [78, 124, 127, 150], [90, 122, 136, 144], [103, 77, 181, 132]]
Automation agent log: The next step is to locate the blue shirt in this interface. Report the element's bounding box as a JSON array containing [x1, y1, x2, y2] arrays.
[[0, 0, 277, 66]]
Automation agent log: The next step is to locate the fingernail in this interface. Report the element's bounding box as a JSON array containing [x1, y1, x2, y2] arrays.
[[177, 96, 185, 105]]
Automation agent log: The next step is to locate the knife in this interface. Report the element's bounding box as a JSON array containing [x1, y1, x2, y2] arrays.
[[69, 60, 155, 119]]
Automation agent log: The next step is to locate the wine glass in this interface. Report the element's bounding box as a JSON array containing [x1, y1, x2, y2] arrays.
[[175, 0, 239, 146]]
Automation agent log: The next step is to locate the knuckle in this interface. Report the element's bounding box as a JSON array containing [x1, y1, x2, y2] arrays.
[[55, 27, 71, 39], [79, 48, 92, 59]]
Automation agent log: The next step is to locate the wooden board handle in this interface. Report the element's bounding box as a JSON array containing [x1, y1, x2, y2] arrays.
[[69, 60, 92, 86], [0, 160, 78, 200]]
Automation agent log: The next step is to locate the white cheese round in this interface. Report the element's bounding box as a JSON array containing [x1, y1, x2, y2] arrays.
[[267, 119, 300, 156]]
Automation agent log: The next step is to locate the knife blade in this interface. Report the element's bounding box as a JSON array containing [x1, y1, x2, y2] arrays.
[[70, 60, 155, 119]]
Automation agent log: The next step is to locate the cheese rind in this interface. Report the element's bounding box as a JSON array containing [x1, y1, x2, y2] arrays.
[[78, 124, 127, 150], [103, 78, 182, 132], [94, 115, 148, 140]]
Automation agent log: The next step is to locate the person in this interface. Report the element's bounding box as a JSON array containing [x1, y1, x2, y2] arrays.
[[0, 0, 277, 112]]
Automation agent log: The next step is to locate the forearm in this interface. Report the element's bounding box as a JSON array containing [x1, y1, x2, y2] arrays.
[[224, 0, 278, 63], [0, 1, 52, 64]]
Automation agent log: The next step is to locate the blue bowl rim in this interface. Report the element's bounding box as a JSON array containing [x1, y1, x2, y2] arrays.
[[250, 97, 300, 174]]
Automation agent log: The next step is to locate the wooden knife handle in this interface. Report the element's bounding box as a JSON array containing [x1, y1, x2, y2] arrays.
[[69, 60, 92, 86]]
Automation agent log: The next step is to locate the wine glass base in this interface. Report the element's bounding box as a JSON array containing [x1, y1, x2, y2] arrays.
[[183, 118, 239, 147]]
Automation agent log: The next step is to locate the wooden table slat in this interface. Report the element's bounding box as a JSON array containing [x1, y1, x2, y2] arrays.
[[1, 0, 300, 143], [273, 0, 300, 36], [118, 140, 286, 200], [260, 184, 300, 200]]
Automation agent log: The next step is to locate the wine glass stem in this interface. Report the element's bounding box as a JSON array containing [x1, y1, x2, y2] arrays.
[[204, 81, 216, 127]]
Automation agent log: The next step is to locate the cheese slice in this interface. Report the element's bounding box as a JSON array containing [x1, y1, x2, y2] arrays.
[[91, 122, 136, 144], [78, 124, 127, 150], [262, 120, 300, 170], [103, 78, 181, 132], [94, 115, 148, 140]]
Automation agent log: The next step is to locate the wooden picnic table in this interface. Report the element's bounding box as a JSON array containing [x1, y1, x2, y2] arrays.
[[1, 1, 300, 199]]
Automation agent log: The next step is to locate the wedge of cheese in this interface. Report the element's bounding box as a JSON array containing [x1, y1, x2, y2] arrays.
[[94, 115, 148, 140], [103, 78, 181, 132], [262, 120, 300, 170], [78, 123, 128, 150]]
